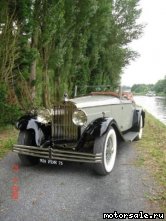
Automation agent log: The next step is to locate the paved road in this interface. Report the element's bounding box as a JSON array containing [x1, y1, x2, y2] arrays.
[[0, 142, 161, 221]]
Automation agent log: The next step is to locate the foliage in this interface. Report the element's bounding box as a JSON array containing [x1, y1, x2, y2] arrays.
[[0, 84, 21, 125], [154, 77, 166, 95], [131, 76, 166, 95], [0, 0, 143, 123], [131, 84, 154, 94]]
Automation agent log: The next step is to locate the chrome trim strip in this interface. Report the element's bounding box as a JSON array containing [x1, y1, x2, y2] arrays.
[[13, 150, 50, 158], [14, 148, 49, 155], [50, 157, 101, 163], [13, 145, 102, 163], [51, 148, 102, 157], [51, 153, 101, 160], [13, 144, 42, 150]]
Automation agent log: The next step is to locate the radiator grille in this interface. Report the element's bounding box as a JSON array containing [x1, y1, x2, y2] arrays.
[[52, 102, 78, 141]]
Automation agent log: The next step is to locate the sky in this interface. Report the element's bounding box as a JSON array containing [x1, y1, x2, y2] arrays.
[[121, 0, 166, 87]]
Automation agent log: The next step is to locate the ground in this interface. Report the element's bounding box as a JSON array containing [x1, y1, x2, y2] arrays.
[[0, 141, 164, 221]]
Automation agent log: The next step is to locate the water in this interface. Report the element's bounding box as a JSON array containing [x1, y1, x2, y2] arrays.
[[134, 96, 166, 125]]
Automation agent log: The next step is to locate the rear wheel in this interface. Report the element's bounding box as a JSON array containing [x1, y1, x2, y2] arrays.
[[18, 130, 39, 166], [135, 115, 143, 141], [93, 127, 117, 175]]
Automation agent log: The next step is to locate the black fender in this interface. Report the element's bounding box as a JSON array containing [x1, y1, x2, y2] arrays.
[[132, 108, 145, 131], [77, 117, 123, 149], [16, 115, 44, 146], [84, 117, 120, 137]]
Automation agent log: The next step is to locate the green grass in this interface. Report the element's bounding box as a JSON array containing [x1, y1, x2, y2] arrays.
[[136, 112, 166, 212], [0, 126, 18, 158]]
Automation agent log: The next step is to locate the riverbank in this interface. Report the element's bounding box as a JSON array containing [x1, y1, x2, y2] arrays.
[[136, 112, 166, 212]]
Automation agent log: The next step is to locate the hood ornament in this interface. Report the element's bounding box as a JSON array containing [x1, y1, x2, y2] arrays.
[[64, 92, 69, 102]]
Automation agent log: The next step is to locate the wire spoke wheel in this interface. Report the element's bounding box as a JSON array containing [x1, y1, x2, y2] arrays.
[[93, 126, 117, 175], [106, 137, 114, 164]]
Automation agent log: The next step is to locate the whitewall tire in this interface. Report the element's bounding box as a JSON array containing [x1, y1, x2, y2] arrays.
[[135, 115, 143, 141], [93, 127, 117, 175]]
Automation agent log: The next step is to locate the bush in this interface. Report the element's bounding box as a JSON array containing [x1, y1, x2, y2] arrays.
[[0, 84, 22, 125]]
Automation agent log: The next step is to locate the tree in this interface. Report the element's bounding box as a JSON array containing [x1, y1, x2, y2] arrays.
[[131, 84, 154, 94], [154, 77, 166, 95], [0, 0, 144, 115], [0, 1, 19, 105]]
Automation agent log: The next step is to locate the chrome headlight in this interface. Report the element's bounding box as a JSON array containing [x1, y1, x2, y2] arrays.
[[72, 110, 87, 126], [37, 109, 51, 124]]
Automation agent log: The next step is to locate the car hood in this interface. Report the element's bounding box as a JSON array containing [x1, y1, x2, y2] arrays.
[[70, 95, 121, 109]]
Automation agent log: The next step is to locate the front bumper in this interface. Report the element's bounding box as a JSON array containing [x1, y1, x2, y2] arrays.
[[13, 145, 102, 163]]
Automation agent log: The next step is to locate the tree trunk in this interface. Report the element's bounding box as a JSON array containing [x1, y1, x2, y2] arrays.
[[42, 65, 50, 108], [42, 46, 50, 107], [30, 29, 38, 103], [30, 60, 36, 101]]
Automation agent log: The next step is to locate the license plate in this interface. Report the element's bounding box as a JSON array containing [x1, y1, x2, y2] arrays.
[[40, 158, 63, 166]]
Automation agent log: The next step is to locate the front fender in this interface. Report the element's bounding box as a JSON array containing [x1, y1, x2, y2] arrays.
[[85, 117, 116, 137], [76, 117, 123, 151], [27, 119, 44, 146], [78, 117, 120, 145], [16, 115, 44, 146]]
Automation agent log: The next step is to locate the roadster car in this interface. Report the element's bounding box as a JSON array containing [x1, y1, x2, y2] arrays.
[[13, 89, 145, 175]]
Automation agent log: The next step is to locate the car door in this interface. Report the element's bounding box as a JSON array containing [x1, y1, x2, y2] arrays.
[[120, 100, 134, 131]]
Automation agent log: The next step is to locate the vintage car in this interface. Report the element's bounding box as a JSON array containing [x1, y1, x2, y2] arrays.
[[13, 89, 145, 175]]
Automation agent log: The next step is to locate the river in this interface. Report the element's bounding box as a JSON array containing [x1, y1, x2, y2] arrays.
[[134, 96, 166, 125]]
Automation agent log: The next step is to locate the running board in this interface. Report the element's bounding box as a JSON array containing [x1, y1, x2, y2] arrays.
[[123, 131, 139, 142]]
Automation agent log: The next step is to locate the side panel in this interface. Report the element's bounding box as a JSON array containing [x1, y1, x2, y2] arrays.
[[80, 106, 115, 131], [120, 101, 135, 130], [109, 103, 134, 131], [106, 105, 124, 130], [81, 102, 135, 134]]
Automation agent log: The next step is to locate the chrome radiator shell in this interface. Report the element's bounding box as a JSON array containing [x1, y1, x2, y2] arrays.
[[52, 102, 78, 142]]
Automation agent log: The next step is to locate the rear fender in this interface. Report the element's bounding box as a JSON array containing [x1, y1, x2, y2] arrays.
[[132, 109, 145, 131]]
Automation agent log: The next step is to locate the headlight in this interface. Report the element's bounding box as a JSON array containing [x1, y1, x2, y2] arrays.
[[37, 109, 51, 123], [72, 110, 87, 126]]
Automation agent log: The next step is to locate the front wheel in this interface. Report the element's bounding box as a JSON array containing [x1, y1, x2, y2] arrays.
[[18, 130, 39, 166], [93, 127, 117, 175]]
